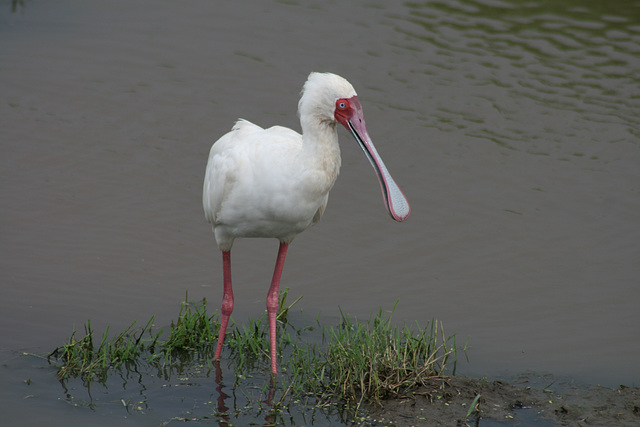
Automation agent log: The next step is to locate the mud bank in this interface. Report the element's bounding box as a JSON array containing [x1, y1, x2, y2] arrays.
[[366, 376, 639, 426]]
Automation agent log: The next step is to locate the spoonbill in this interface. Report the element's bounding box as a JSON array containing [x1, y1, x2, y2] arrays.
[[203, 72, 410, 375]]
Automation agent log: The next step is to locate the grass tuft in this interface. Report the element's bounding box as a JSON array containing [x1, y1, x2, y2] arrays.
[[48, 317, 160, 384], [285, 301, 455, 413], [160, 296, 219, 363], [48, 291, 458, 413]]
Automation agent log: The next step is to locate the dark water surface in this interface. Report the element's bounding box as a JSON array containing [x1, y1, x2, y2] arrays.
[[2, 0, 639, 424]]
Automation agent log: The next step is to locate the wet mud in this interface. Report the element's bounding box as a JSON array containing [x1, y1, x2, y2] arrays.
[[367, 376, 640, 426]]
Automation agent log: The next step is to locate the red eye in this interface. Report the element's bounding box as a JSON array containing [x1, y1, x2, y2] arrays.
[[336, 99, 349, 110], [334, 97, 354, 125]]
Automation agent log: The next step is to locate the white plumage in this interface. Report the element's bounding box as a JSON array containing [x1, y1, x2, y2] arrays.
[[203, 72, 410, 375]]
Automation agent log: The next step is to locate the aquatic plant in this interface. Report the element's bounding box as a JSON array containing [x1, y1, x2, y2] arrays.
[[48, 317, 160, 384], [48, 291, 457, 412]]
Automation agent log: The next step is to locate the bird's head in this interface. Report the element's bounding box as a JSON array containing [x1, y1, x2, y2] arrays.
[[298, 72, 357, 125], [298, 72, 411, 222]]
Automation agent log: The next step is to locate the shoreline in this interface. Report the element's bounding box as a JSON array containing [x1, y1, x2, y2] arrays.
[[365, 375, 640, 426]]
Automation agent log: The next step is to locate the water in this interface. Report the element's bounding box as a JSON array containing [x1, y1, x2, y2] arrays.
[[1, 0, 639, 424]]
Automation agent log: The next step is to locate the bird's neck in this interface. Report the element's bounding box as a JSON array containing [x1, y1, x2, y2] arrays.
[[300, 117, 342, 180]]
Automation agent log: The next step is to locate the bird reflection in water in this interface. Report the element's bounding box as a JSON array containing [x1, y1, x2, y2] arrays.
[[213, 361, 277, 427]]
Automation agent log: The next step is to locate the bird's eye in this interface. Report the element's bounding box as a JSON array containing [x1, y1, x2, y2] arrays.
[[337, 99, 349, 110]]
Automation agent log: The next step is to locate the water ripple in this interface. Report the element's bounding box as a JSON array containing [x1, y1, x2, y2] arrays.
[[390, 0, 640, 150]]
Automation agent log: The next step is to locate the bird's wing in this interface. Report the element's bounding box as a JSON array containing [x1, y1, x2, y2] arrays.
[[203, 119, 264, 225]]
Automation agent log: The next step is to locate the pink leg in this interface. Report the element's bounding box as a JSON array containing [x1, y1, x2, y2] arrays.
[[266, 242, 289, 376], [214, 250, 233, 361]]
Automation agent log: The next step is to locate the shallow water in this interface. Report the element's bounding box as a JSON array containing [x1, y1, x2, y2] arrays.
[[1, 0, 639, 424]]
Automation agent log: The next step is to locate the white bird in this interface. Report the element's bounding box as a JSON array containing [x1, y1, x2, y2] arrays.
[[203, 72, 410, 375]]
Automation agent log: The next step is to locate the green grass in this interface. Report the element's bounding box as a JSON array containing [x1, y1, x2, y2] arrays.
[[160, 296, 218, 363], [48, 291, 458, 412], [48, 317, 161, 384], [282, 302, 457, 414], [325, 306, 453, 404]]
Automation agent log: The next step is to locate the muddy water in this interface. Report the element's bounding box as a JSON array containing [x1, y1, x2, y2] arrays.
[[1, 0, 639, 419]]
